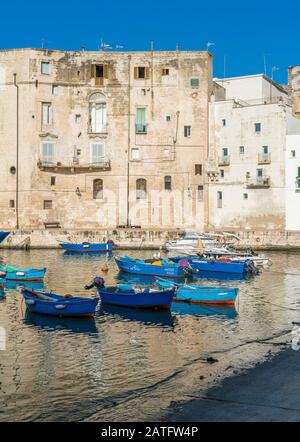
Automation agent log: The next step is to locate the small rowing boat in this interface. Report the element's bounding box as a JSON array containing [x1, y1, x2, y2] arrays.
[[115, 256, 191, 278], [0, 265, 47, 281], [156, 278, 238, 305], [59, 241, 113, 253], [21, 289, 99, 317]]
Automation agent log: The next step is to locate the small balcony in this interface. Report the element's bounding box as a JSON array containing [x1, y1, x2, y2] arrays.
[[38, 158, 111, 173], [135, 124, 147, 134], [88, 124, 108, 135], [218, 155, 230, 166], [258, 153, 271, 164], [246, 177, 270, 189]]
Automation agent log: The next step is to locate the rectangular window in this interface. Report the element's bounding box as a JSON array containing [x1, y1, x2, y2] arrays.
[[263, 145, 268, 154], [41, 61, 50, 75], [51, 176, 56, 186], [91, 143, 105, 164], [166, 115, 171, 122], [222, 147, 228, 157], [134, 66, 150, 80], [240, 146, 245, 155], [162, 68, 169, 76], [195, 164, 202, 175], [75, 114, 81, 124], [298, 167, 300, 177], [43, 200, 52, 210], [222, 119, 226, 127], [220, 169, 224, 178], [255, 123, 261, 133], [197, 185, 204, 202], [41, 142, 55, 163], [243, 193, 248, 200], [184, 126, 191, 138], [291, 150, 296, 158], [9, 200, 15, 208], [217, 191, 223, 208], [42, 103, 53, 125], [52, 85, 59, 95], [131, 148, 140, 161], [190, 78, 199, 88], [91, 64, 108, 85], [136, 108, 147, 133]]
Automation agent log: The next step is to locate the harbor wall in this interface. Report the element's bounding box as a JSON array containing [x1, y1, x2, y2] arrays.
[[2, 228, 300, 250]]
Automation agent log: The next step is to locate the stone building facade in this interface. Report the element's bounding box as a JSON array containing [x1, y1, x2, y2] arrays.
[[208, 74, 300, 231], [0, 48, 213, 230]]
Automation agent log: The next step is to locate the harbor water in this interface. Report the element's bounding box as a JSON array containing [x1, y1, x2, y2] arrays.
[[0, 249, 299, 421]]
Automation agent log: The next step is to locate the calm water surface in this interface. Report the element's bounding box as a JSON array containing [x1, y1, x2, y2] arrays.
[[0, 249, 300, 421]]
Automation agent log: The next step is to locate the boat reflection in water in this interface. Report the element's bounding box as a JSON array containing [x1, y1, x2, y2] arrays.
[[3, 280, 45, 291], [24, 311, 98, 335], [99, 304, 174, 328], [171, 302, 238, 319]]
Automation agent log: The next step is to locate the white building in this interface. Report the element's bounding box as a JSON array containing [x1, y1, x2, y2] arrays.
[[208, 74, 300, 231]]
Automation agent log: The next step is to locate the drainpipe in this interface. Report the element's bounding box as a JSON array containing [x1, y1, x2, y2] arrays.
[[13, 73, 19, 230], [126, 55, 132, 227]]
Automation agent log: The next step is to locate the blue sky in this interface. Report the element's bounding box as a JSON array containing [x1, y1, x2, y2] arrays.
[[1, 0, 299, 84]]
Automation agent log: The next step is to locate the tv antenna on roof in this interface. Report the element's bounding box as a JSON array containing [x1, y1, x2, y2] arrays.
[[99, 39, 112, 51], [271, 66, 279, 81]]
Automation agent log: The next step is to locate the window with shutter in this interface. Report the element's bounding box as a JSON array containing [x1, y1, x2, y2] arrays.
[[43, 200, 53, 210], [91, 143, 105, 164], [134, 66, 149, 79], [298, 167, 300, 177], [136, 108, 147, 133], [41, 142, 55, 163]]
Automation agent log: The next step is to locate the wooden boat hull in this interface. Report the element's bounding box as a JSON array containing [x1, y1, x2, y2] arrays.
[[170, 257, 246, 275], [97, 286, 175, 309], [21, 289, 99, 317], [156, 278, 238, 305], [0, 267, 46, 281], [59, 242, 113, 253], [115, 257, 187, 278]]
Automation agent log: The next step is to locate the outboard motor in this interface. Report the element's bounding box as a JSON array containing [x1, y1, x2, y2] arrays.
[[245, 260, 259, 274], [85, 277, 105, 290]]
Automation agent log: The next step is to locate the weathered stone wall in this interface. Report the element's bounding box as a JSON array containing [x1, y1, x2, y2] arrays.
[[0, 48, 212, 230], [2, 228, 300, 250]]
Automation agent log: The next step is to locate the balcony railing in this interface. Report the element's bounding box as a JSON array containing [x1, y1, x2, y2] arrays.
[[258, 153, 271, 164], [88, 124, 108, 134], [246, 177, 270, 188], [136, 124, 147, 134], [38, 158, 111, 173], [218, 155, 230, 166]]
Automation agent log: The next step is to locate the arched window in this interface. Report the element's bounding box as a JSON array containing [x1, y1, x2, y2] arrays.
[[93, 179, 103, 199], [89, 93, 107, 133], [164, 175, 172, 190], [136, 178, 147, 199]]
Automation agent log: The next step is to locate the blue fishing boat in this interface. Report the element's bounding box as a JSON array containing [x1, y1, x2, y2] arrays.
[[0, 232, 10, 244], [21, 289, 99, 317], [169, 256, 249, 275], [171, 302, 237, 319], [156, 278, 238, 305], [0, 265, 46, 281], [59, 242, 113, 253], [98, 285, 175, 309], [86, 276, 174, 309], [115, 256, 190, 278]]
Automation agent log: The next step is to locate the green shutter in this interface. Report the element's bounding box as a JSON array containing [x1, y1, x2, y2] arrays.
[[136, 108, 146, 125], [298, 167, 300, 177]]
